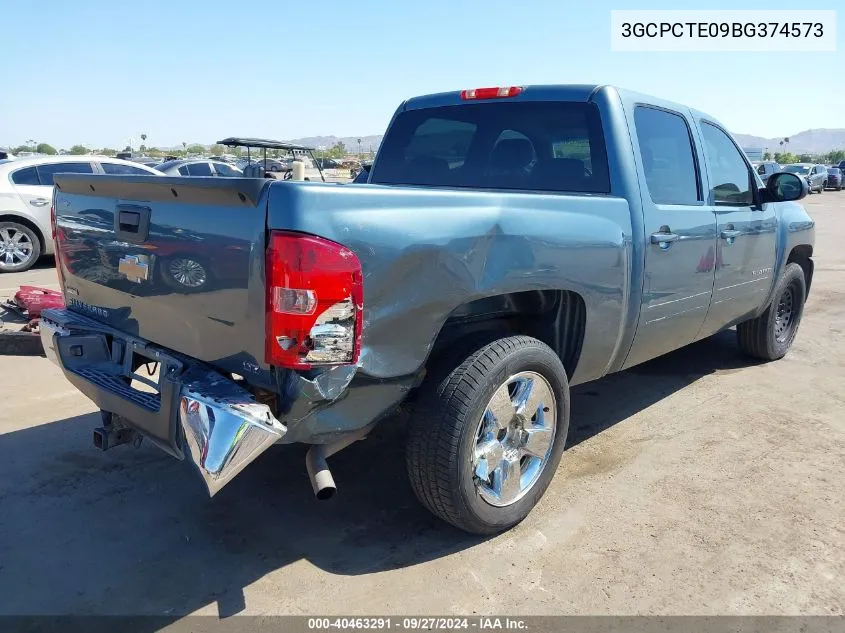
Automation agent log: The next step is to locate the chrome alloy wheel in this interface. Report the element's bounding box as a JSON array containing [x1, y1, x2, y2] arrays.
[[472, 371, 557, 507], [0, 227, 34, 268], [168, 258, 207, 288]]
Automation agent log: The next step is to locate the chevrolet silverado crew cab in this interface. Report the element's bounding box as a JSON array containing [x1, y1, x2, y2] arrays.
[[43, 85, 814, 534]]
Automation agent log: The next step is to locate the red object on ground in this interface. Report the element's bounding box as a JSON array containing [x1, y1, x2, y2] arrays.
[[13, 286, 65, 318]]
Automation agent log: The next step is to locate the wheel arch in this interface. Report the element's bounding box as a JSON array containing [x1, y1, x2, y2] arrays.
[[425, 289, 587, 381], [787, 244, 814, 297]]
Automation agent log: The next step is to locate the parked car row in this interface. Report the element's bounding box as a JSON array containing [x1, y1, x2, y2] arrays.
[[233, 155, 319, 172], [753, 160, 844, 193], [155, 159, 243, 178], [0, 155, 163, 272]]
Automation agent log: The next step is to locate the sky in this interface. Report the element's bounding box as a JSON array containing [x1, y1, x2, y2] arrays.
[[2, 0, 842, 150]]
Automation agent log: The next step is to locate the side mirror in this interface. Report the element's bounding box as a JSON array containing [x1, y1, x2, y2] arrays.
[[763, 172, 808, 203]]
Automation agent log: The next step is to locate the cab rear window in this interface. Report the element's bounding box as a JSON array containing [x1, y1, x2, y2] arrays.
[[371, 101, 610, 194]]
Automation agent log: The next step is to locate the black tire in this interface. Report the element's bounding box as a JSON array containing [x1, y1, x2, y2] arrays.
[[0, 221, 41, 273], [406, 336, 570, 534], [737, 262, 806, 361]]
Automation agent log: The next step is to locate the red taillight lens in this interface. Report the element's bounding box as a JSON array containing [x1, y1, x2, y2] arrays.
[[460, 86, 523, 100], [265, 231, 363, 369]]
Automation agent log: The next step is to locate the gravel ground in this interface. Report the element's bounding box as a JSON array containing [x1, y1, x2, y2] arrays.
[[0, 193, 843, 618]]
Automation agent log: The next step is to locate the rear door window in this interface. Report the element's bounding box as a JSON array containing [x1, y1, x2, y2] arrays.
[[100, 162, 154, 175], [36, 162, 95, 185], [633, 106, 700, 206], [10, 166, 41, 185], [186, 162, 213, 176], [372, 101, 610, 194]]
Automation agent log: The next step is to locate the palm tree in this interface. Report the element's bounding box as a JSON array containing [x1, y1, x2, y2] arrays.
[[182, 141, 187, 156]]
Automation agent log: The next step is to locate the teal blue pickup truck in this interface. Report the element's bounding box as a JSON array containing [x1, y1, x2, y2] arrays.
[[43, 84, 814, 534]]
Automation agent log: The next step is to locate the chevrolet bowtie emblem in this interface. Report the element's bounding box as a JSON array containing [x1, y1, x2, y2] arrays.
[[118, 254, 150, 283]]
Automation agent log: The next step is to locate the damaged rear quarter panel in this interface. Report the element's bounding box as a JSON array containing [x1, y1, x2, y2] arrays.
[[268, 181, 633, 389]]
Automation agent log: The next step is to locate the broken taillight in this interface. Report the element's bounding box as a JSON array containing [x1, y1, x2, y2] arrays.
[[265, 231, 363, 370]]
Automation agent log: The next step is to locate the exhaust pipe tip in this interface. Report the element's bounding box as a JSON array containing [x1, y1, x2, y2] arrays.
[[306, 445, 338, 501], [304, 427, 372, 501], [309, 458, 337, 501], [315, 484, 336, 501]]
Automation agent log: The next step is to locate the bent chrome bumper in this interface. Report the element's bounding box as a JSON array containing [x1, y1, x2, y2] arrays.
[[178, 384, 286, 495], [40, 309, 286, 496]]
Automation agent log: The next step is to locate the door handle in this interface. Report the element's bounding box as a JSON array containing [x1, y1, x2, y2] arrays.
[[29, 198, 49, 207], [720, 229, 741, 239], [650, 230, 680, 249]]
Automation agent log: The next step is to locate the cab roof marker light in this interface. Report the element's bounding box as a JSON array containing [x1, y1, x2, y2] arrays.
[[460, 86, 524, 100]]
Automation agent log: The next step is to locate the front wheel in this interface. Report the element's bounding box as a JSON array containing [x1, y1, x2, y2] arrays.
[[737, 262, 806, 361], [406, 336, 570, 534]]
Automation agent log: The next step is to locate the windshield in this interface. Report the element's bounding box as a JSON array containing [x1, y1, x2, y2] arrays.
[[784, 165, 810, 174], [371, 101, 610, 194]]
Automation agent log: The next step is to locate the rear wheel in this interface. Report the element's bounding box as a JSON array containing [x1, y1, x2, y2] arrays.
[[406, 336, 570, 534], [737, 262, 806, 361], [0, 222, 41, 273]]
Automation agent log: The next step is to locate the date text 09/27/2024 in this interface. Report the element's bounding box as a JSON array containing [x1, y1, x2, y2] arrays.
[[307, 617, 528, 630]]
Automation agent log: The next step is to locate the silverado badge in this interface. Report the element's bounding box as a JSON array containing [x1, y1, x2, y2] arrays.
[[118, 254, 150, 283]]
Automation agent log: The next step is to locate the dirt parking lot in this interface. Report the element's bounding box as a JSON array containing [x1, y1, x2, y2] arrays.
[[1, 193, 843, 618]]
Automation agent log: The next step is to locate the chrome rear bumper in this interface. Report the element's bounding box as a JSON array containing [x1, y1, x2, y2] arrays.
[[179, 382, 286, 495], [40, 309, 286, 496]]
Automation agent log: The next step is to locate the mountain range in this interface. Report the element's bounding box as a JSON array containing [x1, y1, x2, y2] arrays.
[[288, 135, 384, 153], [163, 128, 845, 156], [288, 129, 845, 156], [718, 129, 845, 154]]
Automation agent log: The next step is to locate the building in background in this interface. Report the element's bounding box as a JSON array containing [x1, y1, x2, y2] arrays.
[[743, 147, 764, 161]]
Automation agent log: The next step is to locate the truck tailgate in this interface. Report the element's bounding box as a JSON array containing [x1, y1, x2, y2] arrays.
[[52, 174, 270, 378]]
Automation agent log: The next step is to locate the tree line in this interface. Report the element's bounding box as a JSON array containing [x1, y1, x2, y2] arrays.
[[8, 140, 355, 159], [762, 149, 845, 165]]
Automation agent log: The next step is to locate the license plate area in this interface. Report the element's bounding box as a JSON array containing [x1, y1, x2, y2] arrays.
[[46, 310, 187, 457], [128, 350, 162, 395]]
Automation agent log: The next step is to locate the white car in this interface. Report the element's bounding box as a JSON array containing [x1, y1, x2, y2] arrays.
[[0, 155, 162, 272]]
